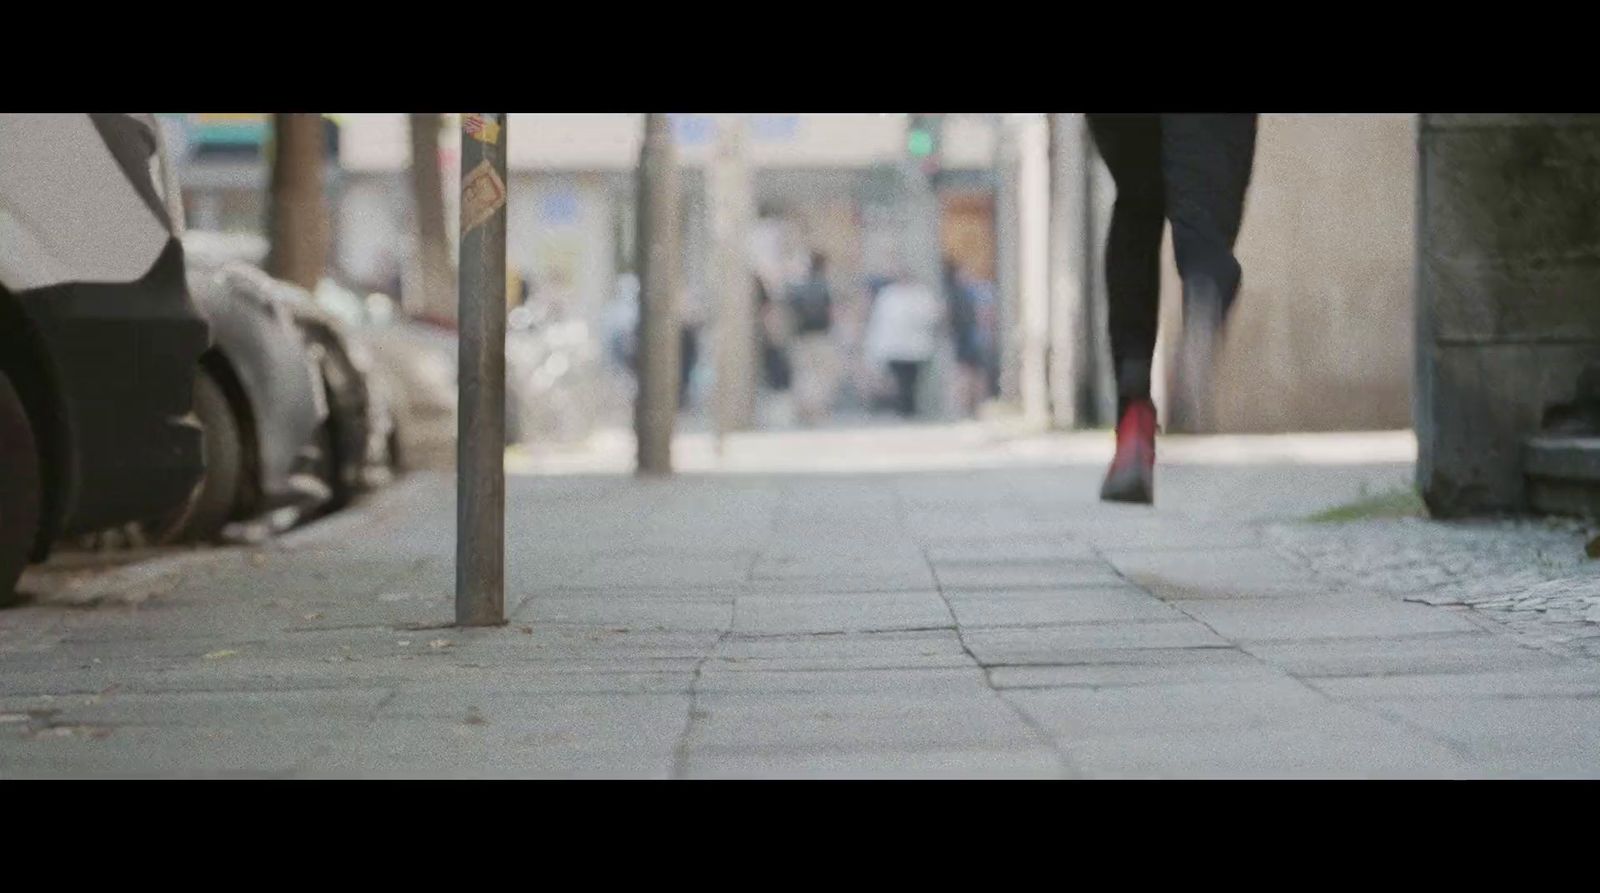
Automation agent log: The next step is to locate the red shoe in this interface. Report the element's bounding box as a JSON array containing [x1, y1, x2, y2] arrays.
[[1100, 398, 1157, 504]]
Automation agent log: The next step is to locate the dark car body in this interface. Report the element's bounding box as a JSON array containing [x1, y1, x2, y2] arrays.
[[0, 113, 208, 559]]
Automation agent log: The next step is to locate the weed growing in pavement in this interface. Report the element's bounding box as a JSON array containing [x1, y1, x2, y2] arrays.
[[1307, 486, 1427, 523]]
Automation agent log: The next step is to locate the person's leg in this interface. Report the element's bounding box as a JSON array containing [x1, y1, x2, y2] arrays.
[[791, 335, 819, 424], [1159, 113, 1258, 432], [890, 361, 918, 417], [811, 333, 838, 422], [1159, 114, 1257, 319], [906, 361, 926, 416], [1087, 114, 1165, 415], [679, 326, 698, 407], [961, 362, 982, 416], [1088, 114, 1165, 504]]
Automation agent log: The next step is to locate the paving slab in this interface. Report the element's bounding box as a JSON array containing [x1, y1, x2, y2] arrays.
[[1005, 677, 1336, 739], [988, 651, 1282, 689], [695, 667, 991, 696], [732, 592, 952, 636], [945, 587, 1185, 628], [1242, 632, 1568, 677], [1357, 696, 1600, 778], [1305, 667, 1600, 700], [686, 690, 1043, 752], [962, 622, 1231, 666], [1060, 713, 1487, 779], [511, 596, 733, 631], [296, 718, 680, 779], [933, 561, 1129, 591], [1104, 546, 1331, 599], [1177, 594, 1482, 641], [683, 746, 1064, 779]]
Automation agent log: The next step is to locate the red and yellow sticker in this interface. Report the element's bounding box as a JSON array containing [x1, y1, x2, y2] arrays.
[[463, 113, 502, 145]]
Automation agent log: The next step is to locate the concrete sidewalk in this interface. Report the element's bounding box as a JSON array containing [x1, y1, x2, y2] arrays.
[[3, 426, 1597, 778]]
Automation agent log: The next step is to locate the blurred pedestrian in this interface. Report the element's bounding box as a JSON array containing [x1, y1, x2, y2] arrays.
[[679, 283, 706, 408], [785, 251, 837, 425], [756, 275, 792, 392], [969, 277, 1000, 398], [602, 272, 640, 371], [1089, 113, 1258, 504], [864, 269, 943, 418], [943, 257, 987, 417]]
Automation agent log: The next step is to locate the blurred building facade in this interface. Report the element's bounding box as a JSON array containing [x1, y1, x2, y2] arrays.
[[331, 114, 995, 330]]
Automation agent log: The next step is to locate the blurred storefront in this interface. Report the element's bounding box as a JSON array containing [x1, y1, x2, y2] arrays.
[[331, 114, 999, 418], [160, 113, 342, 235], [333, 113, 996, 323]]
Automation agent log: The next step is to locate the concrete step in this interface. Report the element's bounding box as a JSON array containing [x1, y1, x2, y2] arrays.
[[1525, 434, 1600, 518]]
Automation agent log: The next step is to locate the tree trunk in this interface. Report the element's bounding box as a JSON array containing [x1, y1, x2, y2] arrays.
[[265, 114, 329, 290], [635, 114, 681, 475], [711, 114, 757, 439], [409, 113, 456, 322]]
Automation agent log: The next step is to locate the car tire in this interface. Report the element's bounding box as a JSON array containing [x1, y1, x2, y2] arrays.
[[310, 346, 356, 512], [308, 400, 344, 518], [0, 370, 42, 600], [145, 369, 242, 544], [386, 426, 403, 473]]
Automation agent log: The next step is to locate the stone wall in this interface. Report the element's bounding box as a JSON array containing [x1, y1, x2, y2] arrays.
[[1415, 114, 1600, 516]]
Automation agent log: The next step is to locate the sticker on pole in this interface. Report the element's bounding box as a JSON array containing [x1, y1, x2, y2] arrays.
[[460, 159, 507, 233], [463, 113, 501, 145]]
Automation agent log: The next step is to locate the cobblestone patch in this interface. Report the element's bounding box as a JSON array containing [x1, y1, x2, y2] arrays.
[[1267, 517, 1600, 659]]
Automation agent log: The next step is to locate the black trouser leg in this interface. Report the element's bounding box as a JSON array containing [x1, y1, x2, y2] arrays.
[[1087, 114, 1165, 416], [1159, 114, 1258, 322], [679, 327, 698, 405], [889, 361, 921, 417]]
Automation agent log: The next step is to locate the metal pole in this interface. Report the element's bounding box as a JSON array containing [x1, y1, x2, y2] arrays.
[[994, 115, 1022, 408], [1047, 113, 1092, 430], [1016, 113, 1051, 429], [455, 112, 508, 627], [903, 121, 945, 417], [636, 114, 682, 475]]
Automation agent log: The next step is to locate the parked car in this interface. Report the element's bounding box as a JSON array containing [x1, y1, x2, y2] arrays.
[[507, 300, 601, 446], [143, 256, 331, 544], [1, 113, 209, 596], [184, 233, 396, 511], [280, 283, 396, 509], [309, 279, 457, 472], [366, 310, 578, 458], [312, 281, 534, 469]]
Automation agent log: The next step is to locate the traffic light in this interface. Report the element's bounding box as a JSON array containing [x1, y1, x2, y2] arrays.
[[907, 114, 944, 182]]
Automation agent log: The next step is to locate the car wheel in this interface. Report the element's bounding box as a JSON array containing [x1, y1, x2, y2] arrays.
[[0, 370, 42, 600], [145, 368, 243, 544], [385, 425, 404, 474], [308, 405, 344, 517]]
